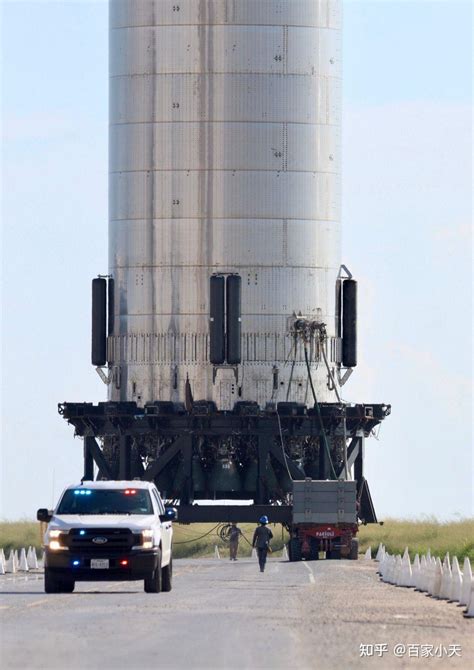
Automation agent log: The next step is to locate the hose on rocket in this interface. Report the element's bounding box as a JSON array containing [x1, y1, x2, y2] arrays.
[[303, 345, 338, 480]]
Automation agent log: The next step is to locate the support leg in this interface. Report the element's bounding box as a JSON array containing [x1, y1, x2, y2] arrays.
[[84, 437, 95, 481], [319, 436, 330, 479], [119, 435, 132, 480], [180, 435, 193, 505], [354, 436, 364, 495], [256, 435, 271, 504]]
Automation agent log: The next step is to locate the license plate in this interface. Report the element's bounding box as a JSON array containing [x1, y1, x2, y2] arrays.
[[90, 559, 109, 569]]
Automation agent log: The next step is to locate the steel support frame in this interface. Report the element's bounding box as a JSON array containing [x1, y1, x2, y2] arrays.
[[65, 401, 390, 522]]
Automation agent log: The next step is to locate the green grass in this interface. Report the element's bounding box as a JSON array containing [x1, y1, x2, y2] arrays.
[[358, 518, 474, 563], [1, 518, 472, 562], [0, 521, 44, 555]]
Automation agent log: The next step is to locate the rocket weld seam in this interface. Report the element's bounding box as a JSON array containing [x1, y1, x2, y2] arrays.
[[110, 268, 338, 272], [108, 314, 338, 318], [109, 121, 340, 127], [110, 25, 340, 31], [110, 218, 338, 223], [110, 72, 342, 78], [109, 169, 339, 175], [109, 214, 340, 224]]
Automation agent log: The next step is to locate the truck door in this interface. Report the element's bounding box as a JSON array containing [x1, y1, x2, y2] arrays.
[[153, 490, 172, 565]]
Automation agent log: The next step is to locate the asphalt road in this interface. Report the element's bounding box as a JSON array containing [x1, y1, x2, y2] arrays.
[[0, 558, 472, 669]]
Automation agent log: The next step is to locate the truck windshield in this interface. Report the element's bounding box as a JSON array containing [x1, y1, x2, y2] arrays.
[[56, 488, 153, 515]]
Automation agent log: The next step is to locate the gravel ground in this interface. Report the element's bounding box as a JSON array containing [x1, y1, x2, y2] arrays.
[[0, 558, 472, 669]]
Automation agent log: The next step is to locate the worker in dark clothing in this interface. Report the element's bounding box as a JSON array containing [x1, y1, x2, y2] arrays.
[[252, 515, 273, 572], [228, 522, 242, 560]]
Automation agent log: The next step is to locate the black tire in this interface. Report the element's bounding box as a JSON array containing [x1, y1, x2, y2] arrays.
[[309, 538, 320, 561], [44, 568, 61, 594], [161, 557, 173, 592], [144, 548, 162, 593], [349, 538, 359, 561], [327, 547, 342, 560], [288, 538, 302, 562], [60, 581, 75, 593]]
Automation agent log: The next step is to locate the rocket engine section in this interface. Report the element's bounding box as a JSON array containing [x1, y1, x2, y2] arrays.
[[107, 0, 345, 409]]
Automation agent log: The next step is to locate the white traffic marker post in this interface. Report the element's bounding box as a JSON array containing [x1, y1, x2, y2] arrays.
[[375, 543, 384, 561], [464, 582, 474, 618], [394, 555, 402, 585], [214, 545, 221, 559], [18, 548, 29, 572], [282, 545, 289, 560], [426, 558, 437, 595], [449, 556, 463, 602], [28, 547, 39, 570], [439, 556, 453, 600], [418, 555, 427, 591], [387, 555, 396, 584], [13, 550, 19, 572], [410, 554, 420, 588], [399, 553, 412, 587], [5, 550, 16, 574], [431, 558, 443, 598], [426, 557, 435, 592], [364, 547, 372, 560], [460, 558, 472, 607], [375, 545, 387, 575]]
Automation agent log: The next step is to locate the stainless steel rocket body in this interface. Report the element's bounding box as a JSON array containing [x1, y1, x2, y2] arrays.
[[108, 0, 342, 409]]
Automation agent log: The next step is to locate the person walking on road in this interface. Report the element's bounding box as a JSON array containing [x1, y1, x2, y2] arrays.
[[229, 522, 242, 561], [252, 516, 273, 572]]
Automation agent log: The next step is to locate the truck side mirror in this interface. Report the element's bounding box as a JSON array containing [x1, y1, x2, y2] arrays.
[[160, 507, 177, 522], [37, 508, 53, 523]]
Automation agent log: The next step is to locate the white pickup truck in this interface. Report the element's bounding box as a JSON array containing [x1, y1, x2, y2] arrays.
[[37, 480, 175, 594]]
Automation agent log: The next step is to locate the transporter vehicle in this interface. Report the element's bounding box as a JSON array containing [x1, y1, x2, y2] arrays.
[[57, 0, 390, 556], [37, 480, 176, 593]]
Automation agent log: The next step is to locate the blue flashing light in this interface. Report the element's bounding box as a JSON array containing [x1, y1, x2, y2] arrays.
[[85, 490, 92, 495], [79, 530, 86, 536], [72, 560, 80, 567], [74, 490, 80, 495]]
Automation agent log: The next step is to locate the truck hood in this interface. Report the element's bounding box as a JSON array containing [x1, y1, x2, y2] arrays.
[[50, 515, 154, 531]]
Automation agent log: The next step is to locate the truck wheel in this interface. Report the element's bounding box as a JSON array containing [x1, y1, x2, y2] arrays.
[[349, 538, 359, 560], [309, 538, 319, 561], [144, 549, 162, 593], [44, 569, 61, 593], [288, 539, 302, 562], [161, 557, 172, 592], [57, 580, 75, 593]]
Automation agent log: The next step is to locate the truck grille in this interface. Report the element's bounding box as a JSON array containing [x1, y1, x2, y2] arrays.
[[64, 528, 140, 552]]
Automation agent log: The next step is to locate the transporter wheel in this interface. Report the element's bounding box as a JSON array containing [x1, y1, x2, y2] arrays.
[[44, 568, 60, 593], [144, 548, 162, 593], [349, 538, 359, 561], [161, 557, 173, 592], [288, 539, 302, 562], [309, 538, 320, 561]]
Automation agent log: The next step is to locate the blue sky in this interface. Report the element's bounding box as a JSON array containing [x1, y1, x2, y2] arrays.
[[1, 1, 472, 519]]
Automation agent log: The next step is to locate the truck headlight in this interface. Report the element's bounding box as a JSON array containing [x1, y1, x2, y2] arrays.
[[47, 530, 67, 550], [141, 529, 154, 549]]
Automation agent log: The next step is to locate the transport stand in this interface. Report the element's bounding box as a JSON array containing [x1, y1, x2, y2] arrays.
[[59, 401, 390, 525]]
